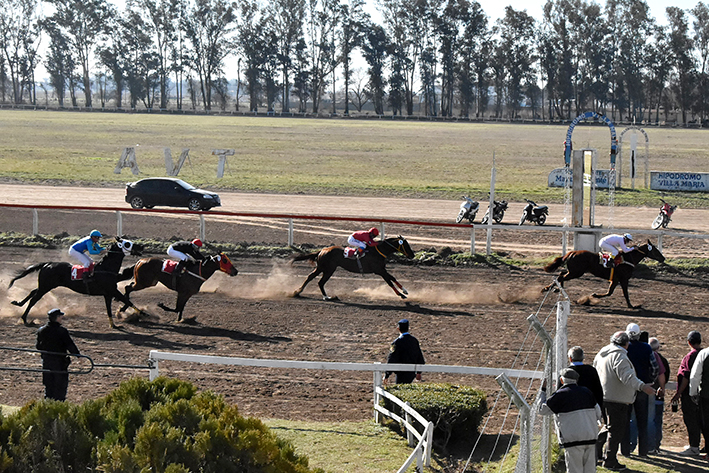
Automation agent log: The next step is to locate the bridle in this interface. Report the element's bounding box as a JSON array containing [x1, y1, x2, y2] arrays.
[[375, 238, 409, 259]]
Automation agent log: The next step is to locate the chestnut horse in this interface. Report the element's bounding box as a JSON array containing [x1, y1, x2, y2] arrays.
[[8, 238, 144, 328], [542, 240, 665, 308], [292, 236, 415, 301], [119, 253, 238, 322]]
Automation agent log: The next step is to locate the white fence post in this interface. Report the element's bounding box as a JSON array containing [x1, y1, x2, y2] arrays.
[[148, 351, 159, 380], [288, 219, 294, 247], [405, 401, 415, 447], [116, 210, 123, 236], [470, 226, 475, 254], [199, 214, 205, 241], [32, 209, 38, 235], [373, 362, 382, 423]]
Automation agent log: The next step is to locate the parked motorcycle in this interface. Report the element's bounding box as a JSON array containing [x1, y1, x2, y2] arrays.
[[455, 196, 480, 224], [519, 199, 549, 226], [651, 198, 677, 229], [481, 200, 508, 225]]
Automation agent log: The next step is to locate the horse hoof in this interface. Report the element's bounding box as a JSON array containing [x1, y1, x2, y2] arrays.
[[399, 294, 407, 300], [323, 296, 339, 302], [292, 292, 302, 298], [401, 289, 409, 295], [11, 301, 21, 306]]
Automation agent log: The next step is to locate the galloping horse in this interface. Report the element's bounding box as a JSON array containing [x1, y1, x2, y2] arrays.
[[292, 236, 415, 301], [8, 238, 144, 328], [542, 240, 665, 308], [118, 253, 238, 322]]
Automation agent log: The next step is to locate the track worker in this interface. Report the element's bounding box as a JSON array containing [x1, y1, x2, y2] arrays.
[[167, 239, 205, 282], [598, 233, 634, 268], [36, 309, 80, 401], [593, 331, 656, 471], [347, 227, 379, 256], [68, 230, 106, 277], [384, 319, 425, 385], [540, 368, 602, 473]]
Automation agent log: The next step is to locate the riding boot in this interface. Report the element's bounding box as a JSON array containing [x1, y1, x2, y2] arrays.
[[82, 271, 91, 294], [173, 260, 186, 287]]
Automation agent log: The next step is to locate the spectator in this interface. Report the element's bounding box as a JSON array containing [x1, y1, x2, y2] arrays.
[[622, 323, 659, 457], [689, 343, 709, 459], [649, 337, 668, 454], [593, 331, 655, 471], [671, 331, 703, 457], [36, 308, 80, 401], [384, 319, 425, 385], [540, 368, 602, 473], [567, 345, 606, 463]]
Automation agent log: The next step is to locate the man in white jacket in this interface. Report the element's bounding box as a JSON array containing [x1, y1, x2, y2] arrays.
[[689, 346, 709, 458], [594, 331, 656, 471], [540, 368, 602, 473]]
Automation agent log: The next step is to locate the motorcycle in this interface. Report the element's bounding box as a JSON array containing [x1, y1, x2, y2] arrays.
[[651, 198, 677, 229], [519, 199, 549, 226], [481, 200, 508, 225], [455, 196, 480, 224]]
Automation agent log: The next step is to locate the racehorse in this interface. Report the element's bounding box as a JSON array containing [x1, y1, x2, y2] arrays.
[[292, 236, 415, 301], [542, 240, 665, 308], [118, 253, 238, 322], [8, 238, 145, 328]]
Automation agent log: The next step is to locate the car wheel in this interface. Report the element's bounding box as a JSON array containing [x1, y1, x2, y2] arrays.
[[188, 198, 202, 211], [130, 196, 144, 209]]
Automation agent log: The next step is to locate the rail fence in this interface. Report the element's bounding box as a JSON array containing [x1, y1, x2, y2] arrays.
[[1, 203, 707, 257]]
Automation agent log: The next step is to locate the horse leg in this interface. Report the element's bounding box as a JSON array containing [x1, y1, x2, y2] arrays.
[[542, 270, 568, 292], [119, 282, 135, 312], [619, 279, 638, 309], [293, 268, 321, 297], [103, 295, 116, 328], [592, 279, 619, 300], [377, 270, 407, 299], [18, 287, 52, 326], [317, 269, 338, 301], [11, 288, 38, 307], [174, 294, 192, 322]]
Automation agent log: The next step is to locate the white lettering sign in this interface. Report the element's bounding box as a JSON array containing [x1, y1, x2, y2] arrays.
[[548, 168, 611, 189], [650, 171, 709, 192]]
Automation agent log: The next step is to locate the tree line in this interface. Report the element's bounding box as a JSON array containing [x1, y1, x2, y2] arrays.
[[1, 0, 708, 125]]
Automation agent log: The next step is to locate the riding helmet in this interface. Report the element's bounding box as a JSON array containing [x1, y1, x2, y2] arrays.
[[369, 227, 379, 237], [623, 233, 632, 241], [192, 238, 203, 247], [90, 229, 102, 238]]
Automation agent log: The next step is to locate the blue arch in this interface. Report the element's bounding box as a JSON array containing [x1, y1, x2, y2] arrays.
[[564, 112, 618, 168]]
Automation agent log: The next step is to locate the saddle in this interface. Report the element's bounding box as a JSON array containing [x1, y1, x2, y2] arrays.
[[162, 260, 179, 274], [343, 247, 365, 259], [599, 253, 622, 268], [70, 263, 95, 281]]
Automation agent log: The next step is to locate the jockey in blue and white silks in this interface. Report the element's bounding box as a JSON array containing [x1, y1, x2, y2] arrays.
[[68, 230, 105, 268]]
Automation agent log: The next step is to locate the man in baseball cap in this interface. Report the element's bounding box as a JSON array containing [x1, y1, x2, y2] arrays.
[[36, 308, 80, 401]]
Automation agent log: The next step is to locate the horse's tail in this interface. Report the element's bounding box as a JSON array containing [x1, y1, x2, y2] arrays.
[[8, 263, 47, 288], [118, 264, 136, 282], [543, 254, 568, 273], [291, 252, 319, 265]]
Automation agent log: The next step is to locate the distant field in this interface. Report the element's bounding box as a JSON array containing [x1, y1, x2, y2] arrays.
[[2, 109, 708, 207]]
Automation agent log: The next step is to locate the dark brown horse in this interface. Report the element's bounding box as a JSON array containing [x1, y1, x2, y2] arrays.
[[292, 236, 415, 301], [8, 238, 144, 328], [118, 253, 238, 322], [542, 240, 665, 308]]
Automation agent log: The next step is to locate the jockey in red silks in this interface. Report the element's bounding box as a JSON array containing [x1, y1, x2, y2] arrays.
[[599, 233, 634, 268], [68, 230, 106, 278], [347, 227, 380, 256]]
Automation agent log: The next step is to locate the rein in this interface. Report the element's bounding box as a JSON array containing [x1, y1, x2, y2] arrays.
[[185, 260, 207, 281], [378, 238, 406, 258]]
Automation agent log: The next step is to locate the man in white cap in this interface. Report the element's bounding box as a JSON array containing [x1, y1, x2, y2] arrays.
[[594, 331, 656, 471], [540, 367, 602, 473], [36, 308, 80, 401]]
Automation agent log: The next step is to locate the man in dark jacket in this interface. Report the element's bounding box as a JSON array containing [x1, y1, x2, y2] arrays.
[[384, 319, 425, 384], [36, 308, 80, 401], [567, 346, 605, 462]]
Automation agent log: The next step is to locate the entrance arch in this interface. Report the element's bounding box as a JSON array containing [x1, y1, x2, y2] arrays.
[[563, 111, 618, 169]]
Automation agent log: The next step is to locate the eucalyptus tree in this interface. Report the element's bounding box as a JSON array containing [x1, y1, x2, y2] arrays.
[[361, 22, 387, 114], [540, 0, 574, 119], [571, 0, 610, 114], [645, 26, 671, 123], [182, 0, 237, 110], [265, 0, 306, 112], [44, 0, 114, 108], [291, 38, 310, 112], [43, 20, 75, 106], [665, 6, 695, 124], [336, 0, 368, 115], [418, 0, 442, 117], [305, 0, 339, 113], [97, 15, 129, 108], [121, 9, 160, 108], [0, 0, 42, 104], [496, 6, 536, 118], [131, 0, 180, 109], [436, 0, 464, 117], [238, 0, 266, 111], [691, 2, 709, 122]]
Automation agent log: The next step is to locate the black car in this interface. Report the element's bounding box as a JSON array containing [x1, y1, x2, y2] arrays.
[[125, 178, 221, 211]]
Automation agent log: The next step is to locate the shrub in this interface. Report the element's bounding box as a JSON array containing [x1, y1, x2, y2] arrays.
[[384, 383, 487, 450], [0, 377, 323, 473]]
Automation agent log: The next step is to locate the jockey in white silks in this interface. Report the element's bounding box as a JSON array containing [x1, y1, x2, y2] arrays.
[[598, 233, 633, 268]]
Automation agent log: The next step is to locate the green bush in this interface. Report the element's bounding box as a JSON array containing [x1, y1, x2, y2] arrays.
[[0, 377, 323, 473], [384, 383, 487, 450]]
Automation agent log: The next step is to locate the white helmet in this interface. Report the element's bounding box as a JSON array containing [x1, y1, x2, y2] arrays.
[[623, 233, 632, 241]]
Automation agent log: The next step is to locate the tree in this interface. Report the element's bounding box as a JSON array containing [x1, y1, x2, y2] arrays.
[[0, 0, 41, 104], [666, 6, 695, 124], [239, 0, 266, 112], [361, 22, 387, 115], [44, 0, 113, 108], [496, 6, 536, 118], [266, 0, 306, 112], [305, 0, 339, 113], [336, 0, 368, 115], [43, 20, 75, 107], [691, 2, 709, 123], [182, 0, 237, 110]]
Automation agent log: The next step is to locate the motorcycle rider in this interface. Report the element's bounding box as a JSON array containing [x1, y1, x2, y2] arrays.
[[167, 239, 205, 284], [347, 227, 380, 257], [599, 233, 634, 268], [68, 230, 106, 279]]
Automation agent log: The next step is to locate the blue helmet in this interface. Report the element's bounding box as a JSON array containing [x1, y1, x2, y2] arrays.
[[623, 233, 632, 241], [90, 230, 102, 238]]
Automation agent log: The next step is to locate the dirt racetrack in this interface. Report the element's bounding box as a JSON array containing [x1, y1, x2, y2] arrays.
[[1, 185, 709, 461]]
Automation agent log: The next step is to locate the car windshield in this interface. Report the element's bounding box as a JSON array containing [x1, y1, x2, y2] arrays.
[[174, 179, 196, 190]]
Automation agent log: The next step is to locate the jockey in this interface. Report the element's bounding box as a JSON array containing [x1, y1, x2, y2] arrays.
[[347, 227, 380, 256], [68, 230, 106, 277], [167, 239, 205, 278], [599, 233, 633, 268]]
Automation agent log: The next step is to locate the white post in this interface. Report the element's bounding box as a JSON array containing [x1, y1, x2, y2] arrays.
[[149, 351, 159, 380], [116, 211, 123, 236], [32, 209, 38, 235], [373, 362, 382, 422], [380, 222, 385, 240], [657, 233, 662, 252], [405, 401, 415, 447], [424, 421, 433, 467], [555, 301, 570, 378], [470, 227, 475, 254], [288, 219, 294, 247], [486, 154, 496, 256], [199, 214, 205, 241], [562, 231, 567, 256]]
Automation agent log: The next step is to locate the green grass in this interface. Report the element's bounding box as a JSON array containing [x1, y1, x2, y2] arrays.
[[1, 110, 708, 207]]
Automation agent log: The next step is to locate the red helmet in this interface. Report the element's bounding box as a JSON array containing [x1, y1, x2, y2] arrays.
[[369, 227, 379, 237], [192, 238, 203, 247]]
